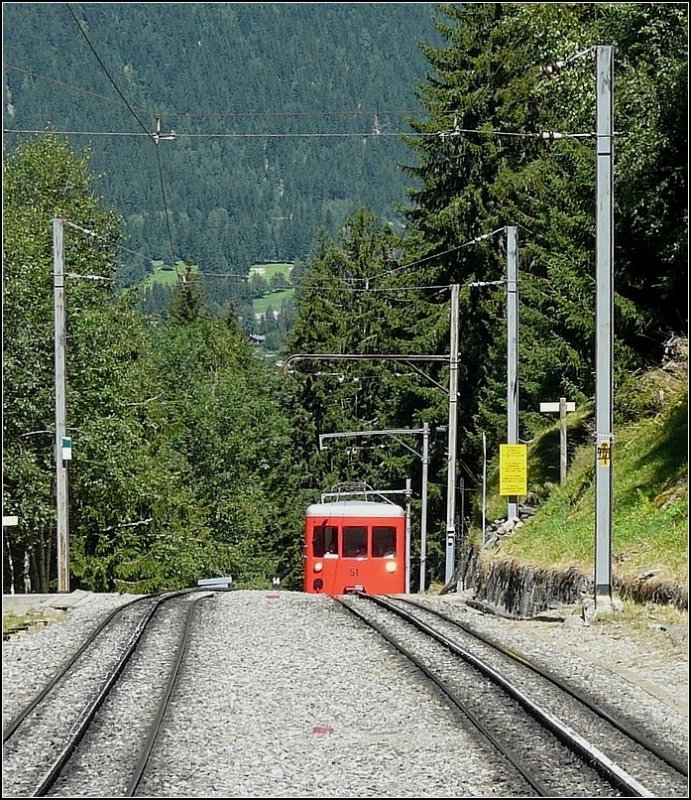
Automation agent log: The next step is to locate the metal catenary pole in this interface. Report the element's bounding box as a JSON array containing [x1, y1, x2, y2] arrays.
[[405, 478, 412, 594], [506, 226, 519, 522], [595, 45, 614, 606], [445, 283, 460, 584], [419, 421, 430, 592], [53, 218, 70, 593], [482, 432, 487, 547]]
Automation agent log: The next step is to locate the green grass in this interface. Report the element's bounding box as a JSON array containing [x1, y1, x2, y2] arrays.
[[2, 610, 59, 635], [249, 262, 293, 280], [253, 288, 294, 314], [482, 369, 688, 586], [142, 260, 200, 287], [249, 263, 295, 317]]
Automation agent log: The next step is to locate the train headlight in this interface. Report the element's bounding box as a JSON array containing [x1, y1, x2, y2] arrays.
[[385, 561, 397, 573], [313, 561, 324, 573]]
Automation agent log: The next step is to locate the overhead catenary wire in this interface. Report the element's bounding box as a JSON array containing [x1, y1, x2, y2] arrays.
[[3, 127, 604, 140], [365, 226, 508, 283], [64, 220, 155, 267], [63, 221, 260, 285], [3, 61, 602, 141], [4, 63, 424, 119], [65, 5, 152, 140], [65, 3, 177, 268]]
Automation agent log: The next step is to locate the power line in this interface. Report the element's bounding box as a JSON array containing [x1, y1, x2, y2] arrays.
[[301, 284, 451, 294], [366, 227, 507, 283], [65, 3, 177, 266], [2, 65, 420, 119], [4, 64, 147, 111], [3, 128, 434, 139], [4, 126, 598, 141], [65, 5, 152, 140], [64, 220, 153, 266]]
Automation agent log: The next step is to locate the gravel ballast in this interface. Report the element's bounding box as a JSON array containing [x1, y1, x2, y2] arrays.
[[2, 590, 688, 798]]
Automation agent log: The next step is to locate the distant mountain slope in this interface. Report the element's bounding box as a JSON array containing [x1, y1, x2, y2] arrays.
[[3, 3, 445, 296]]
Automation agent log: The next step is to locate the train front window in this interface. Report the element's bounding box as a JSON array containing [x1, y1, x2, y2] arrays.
[[372, 526, 397, 557], [343, 525, 367, 557], [312, 524, 338, 557]]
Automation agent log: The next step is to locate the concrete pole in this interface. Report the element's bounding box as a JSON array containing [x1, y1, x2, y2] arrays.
[[595, 45, 614, 606], [405, 478, 412, 594], [560, 396, 568, 484], [506, 226, 519, 522], [482, 433, 487, 547], [456, 476, 465, 593], [419, 422, 430, 593], [53, 218, 70, 593], [445, 284, 460, 584]]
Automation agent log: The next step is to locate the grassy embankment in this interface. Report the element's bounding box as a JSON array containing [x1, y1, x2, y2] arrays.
[[479, 352, 688, 592]]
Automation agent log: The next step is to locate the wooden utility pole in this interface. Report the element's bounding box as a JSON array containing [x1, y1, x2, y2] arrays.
[[540, 398, 575, 483]]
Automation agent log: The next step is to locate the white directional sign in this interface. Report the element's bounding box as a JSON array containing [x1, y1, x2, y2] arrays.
[[540, 401, 575, 413]]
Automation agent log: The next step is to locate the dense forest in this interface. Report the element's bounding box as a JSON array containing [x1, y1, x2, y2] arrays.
[[3, 3, 687, 594], [3, 1, 445, 317]]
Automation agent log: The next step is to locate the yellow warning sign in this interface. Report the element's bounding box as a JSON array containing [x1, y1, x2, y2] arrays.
[[499, 444, 527, 496]]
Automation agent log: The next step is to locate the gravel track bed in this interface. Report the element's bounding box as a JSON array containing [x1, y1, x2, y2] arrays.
[[411, 595, 689, 771], [46, 594, 204, 798], [3, 590, 688, 798], [383, 598, 686, 796], [3, 597, 156, 797], [344, 595, 617, 797], [137, 591, 509, 798]]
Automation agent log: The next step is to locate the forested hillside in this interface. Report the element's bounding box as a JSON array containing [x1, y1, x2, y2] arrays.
[[3, 3, 687, 595], [3, 1, 444, 312]]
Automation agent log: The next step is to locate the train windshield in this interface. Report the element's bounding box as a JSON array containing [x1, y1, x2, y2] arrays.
[[312, 524, 338, 557], [372, 526, 397, 557], [343, 525, 367, 557]]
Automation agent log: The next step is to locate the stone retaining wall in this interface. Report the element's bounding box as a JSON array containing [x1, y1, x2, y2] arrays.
[[453, 543, 687, 617]]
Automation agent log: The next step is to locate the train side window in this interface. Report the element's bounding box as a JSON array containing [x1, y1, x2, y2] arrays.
[[343, 525, 367, 557], [372, 526, 397, 557], [313, 524, 338, 557]]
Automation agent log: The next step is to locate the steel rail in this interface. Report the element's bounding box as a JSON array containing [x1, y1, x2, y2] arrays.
[[397, 595, 688, 778], [362, 593, 656, 798], [125, 592, 208, 796], [25, 587, 221, 797], [335, 595, 551, 796], [3, 593, 153, 743]]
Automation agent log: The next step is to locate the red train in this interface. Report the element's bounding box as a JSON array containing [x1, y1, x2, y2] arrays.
[[304, 500, 406, 595]]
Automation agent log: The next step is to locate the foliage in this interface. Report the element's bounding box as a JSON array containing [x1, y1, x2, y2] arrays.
[[3, 135, 123, 591], [3, 136, 306, 593], [495, 367, 688, 584], [3, 3, 444, 301], [282, 3, 688, 588], [395, 1, 687, 477]]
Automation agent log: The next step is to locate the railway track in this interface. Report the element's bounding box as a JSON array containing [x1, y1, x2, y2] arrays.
[[2, 587, 226, 798], [338, 592, 688, 798], [3, 589, 685, 797]]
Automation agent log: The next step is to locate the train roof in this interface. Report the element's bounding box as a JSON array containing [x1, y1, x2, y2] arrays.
[[306, 500, 405, 518]]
